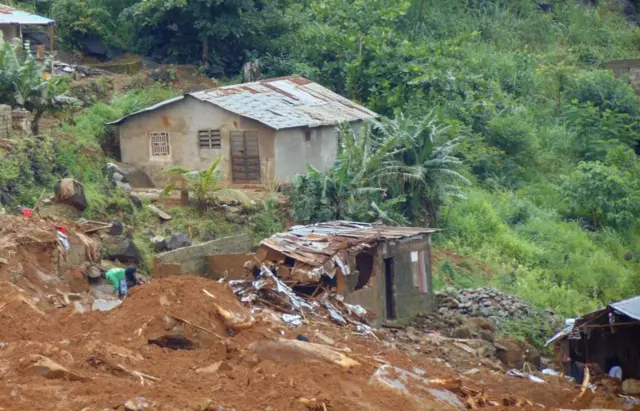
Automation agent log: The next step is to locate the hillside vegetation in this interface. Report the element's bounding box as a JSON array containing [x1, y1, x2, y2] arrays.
[[4, 0, 640, 318]]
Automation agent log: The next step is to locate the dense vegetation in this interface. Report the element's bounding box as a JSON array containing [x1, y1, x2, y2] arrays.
[[4, 0, 640, 319]]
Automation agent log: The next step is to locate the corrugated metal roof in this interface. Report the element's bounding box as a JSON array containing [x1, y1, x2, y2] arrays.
[[106, 96, 185, 126], [610, 295, 640, 321], [106, 76, 378, 130], [0, 5, 54, 25], [544, 324, 573, 347], [255, 221, 439, 282]]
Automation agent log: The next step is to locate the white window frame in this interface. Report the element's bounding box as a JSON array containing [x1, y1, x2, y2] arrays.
[[149, 132, 171, 159]]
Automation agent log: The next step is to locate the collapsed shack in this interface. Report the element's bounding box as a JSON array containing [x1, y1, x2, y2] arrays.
[[245, 221, 439, 327], [547, 295, 640, 391]]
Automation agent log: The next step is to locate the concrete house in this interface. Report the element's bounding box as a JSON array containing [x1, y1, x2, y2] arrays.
[[107, 76, 378, 187], [251, 221, 439, 327]]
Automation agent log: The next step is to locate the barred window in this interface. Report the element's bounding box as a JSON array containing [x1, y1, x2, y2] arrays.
[[149, 132, 170, 157], [198, 129, 222, 150]]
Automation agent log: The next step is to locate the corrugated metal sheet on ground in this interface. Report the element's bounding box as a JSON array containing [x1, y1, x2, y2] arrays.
[[0, 5, 54, 25], [106, 76, 377, 130]]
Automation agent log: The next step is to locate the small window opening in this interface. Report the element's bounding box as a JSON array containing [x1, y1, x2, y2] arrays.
[[354, 251, 374, 290], [304, 130, 311, 142], [150, 132, 170, 157], [199, 129, 222, 150]]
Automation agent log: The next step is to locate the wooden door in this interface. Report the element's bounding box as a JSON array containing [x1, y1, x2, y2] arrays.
[[230, 131, 261, 183]]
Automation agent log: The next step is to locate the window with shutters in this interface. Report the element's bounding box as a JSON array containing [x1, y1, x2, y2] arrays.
[[198, 129, 222, 150], [149, 132, 170, 157]]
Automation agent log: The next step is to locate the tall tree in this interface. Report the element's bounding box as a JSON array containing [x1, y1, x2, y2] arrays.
[[124, 0, 290, 75]]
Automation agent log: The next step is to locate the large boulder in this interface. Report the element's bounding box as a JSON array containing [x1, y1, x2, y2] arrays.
[[54, 178, 87, 211], [103, 234, 141, 264], [104, 163, 154, 189], [166, 233, 192, 251], [81, 35, 123, 61], [151, 236, 167, 253]]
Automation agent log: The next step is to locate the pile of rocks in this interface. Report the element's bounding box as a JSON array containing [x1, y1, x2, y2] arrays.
[[436, 286, 534, 320], [419, 287, 564, 360]]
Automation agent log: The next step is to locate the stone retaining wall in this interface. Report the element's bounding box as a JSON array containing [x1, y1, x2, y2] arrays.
[[0, 105, 11, 139]]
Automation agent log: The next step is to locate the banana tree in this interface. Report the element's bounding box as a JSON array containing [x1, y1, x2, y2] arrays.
[[163, 157, 250, 215], [0, 37, 69, 135], [372, 111, 469, 224]]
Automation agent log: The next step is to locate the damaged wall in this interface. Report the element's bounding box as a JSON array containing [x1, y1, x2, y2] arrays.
[[341, 234, 434, 327], [205, 253, 252, 280], [152, 234, 252, 278]]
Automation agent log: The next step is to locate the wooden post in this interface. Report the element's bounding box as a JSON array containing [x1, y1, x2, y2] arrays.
[[48, 24, 55, 73]]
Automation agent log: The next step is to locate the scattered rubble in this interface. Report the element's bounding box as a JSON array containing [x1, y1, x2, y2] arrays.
[[166, 232, 192, 251], [427, 286, 563, 345], [53, 61, 112, 78], [0, 216, 630, 410], [54, 178, 88, 211]]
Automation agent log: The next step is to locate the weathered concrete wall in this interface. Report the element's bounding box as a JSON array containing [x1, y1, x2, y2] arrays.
[[12, 108, 31, 133], [0, 24, 19, 42], [342, 235, 434, 327], [607, 59, 640, 94], [273, 122, 362, 179], [117, 97, 275, 187], [152, 234, 252, 277], [0, 105, 11, 139], [205, 253, 252, 280], [385, 236, 433, 324]]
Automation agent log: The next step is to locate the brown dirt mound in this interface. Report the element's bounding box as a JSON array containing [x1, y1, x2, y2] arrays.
[[0, 276, 418, 410], [0, 274, 625, 410]]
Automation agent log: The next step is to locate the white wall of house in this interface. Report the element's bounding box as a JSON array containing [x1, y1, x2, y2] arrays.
[[117, 97, 275, 187], [273, 120, 363, 180]]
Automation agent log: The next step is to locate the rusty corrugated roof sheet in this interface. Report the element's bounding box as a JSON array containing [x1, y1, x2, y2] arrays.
[[106, 76, 378, 129], [0, 4, 54, 25], [256, 221, 439, 282]]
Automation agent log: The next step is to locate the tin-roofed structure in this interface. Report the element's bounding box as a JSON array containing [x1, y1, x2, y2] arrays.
[[0, 4, 55, 63], [106, 76, 378, 188], [251, 221, 439, 326], [546, 294, 640, 382]]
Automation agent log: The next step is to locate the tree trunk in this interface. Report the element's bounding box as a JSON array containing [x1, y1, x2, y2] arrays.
[[197, 199, 206, 216], [31, 110, 43, 135], [592, 209, 598, 231], [202, 38, 209, 62], [180, 190, 189, 206]]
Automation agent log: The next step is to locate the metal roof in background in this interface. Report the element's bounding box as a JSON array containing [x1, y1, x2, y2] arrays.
[[107, 76, 378, 129], [0, 4, 54, 25], [610, 295, 640, 321]]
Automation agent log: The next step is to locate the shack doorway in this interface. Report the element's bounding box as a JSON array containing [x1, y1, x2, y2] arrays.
[[230, 130, 261, 183], [384, 257, 396, 320]]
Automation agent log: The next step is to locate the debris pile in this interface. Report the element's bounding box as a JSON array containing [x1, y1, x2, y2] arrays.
[[431, 286, 563, 343], [0, 269, 628, 410], [53, 61, 111, 77], [438, 286, 537, 319], [229, 266, 373, 334]]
